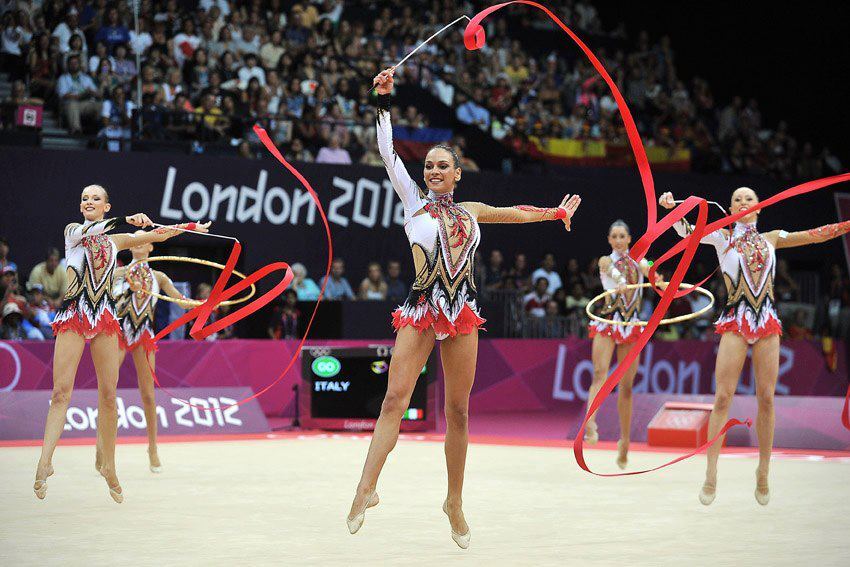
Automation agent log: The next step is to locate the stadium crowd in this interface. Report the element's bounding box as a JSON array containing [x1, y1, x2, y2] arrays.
[[0, 0, 843, 177]]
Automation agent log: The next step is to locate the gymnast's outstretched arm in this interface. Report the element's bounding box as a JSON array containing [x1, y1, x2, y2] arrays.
[[460, 194, 582, 230], [768, 221, 850, 249]]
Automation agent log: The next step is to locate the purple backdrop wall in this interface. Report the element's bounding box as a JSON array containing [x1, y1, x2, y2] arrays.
[[2, 338, 845, 417]]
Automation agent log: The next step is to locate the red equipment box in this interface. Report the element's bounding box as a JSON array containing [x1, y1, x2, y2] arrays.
[[647, 402, 719, 448]]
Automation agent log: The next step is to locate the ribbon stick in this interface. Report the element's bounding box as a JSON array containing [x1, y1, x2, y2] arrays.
[[393, 15, 470, 69], [151, 222, 239, 242], [141, 126, 334, 411], [673, 199, 727, 215], [463, 0, 850, 473]]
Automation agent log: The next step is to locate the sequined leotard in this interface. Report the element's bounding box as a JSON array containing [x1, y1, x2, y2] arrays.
[[52, 218, 122, 339], [675, 220, 781, 343], [588, 250, 646, 344], [114, 260, 163, 353], [376, 94, 485, 340]]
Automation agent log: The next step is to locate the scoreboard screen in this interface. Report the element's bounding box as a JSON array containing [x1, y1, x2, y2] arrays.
[[301, 346, 433, 431]]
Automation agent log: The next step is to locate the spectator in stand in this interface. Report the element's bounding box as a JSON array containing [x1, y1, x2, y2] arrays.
[[193, 92, 223, 140], [88, 40, 113, 74], [543, 299, 565, 337], [0, 237, 15, 272], [285, 8, 310, 47], [237, 52, 265, 88], [582, 257, 602, 295], [316, 134, 352, 164], [235, 24, 260, 58], [532, 252, 563, 295], [94, 6, 129, 51], [489, 75, 513, 112], [774, 258, 799, 302], [385, 260, 407, 303], [359, 136, 383, 166], [285, 137, 314, 162], [358, 261, 388, 300], [456, 88, 490, 131], [1, 264, 17, 298], [27, 283, 55, 338], [259, 28, 285, 70], [26, 247, 66, 308], [0, 302, 26, 340], [564, 282, 590, 316], [186, 47, 212, 95], [51, 7, 83, 54], [1, 10, 32, 81], [524, 276, 551, 318], [483, 249, 506, 294], [62, 34, 89, 72], [110, 44, 135, 85], [503, 252, 530, 292], [98, 85, 133, 151], [56, 54, 100, 134], [268, 289, 300, 339], [172, 17, 200, 67], [564, 257, 582, 289], [290, 262, 321, 301], [320, 257, 355, 300], [1, 266, 43, 339], [161, 67, 184, 105], [27, 32, 58, 99]]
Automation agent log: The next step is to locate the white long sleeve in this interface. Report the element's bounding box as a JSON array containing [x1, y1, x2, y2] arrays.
[[64, 218, 122, 247], [376, 94, 427, 223], [673, 219, 727, 247]]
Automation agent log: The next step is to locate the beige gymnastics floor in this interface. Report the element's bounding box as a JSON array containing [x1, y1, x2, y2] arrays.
[[0, 436, 846, 566]]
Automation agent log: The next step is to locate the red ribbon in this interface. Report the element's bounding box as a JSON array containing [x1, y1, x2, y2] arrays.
[[464, 1, 850, 474], [143, 125, 334, 410]]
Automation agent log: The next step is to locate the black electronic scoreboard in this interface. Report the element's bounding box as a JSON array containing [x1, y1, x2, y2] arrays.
[[300, 345, 434, 431]]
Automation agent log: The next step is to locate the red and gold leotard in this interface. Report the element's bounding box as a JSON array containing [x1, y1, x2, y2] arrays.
[[588, 250, 646, 344], [377, 94, 485, 340], [115, 260, 162, 353], [52, 218, 123, 339], [675, 219, 781, 344]]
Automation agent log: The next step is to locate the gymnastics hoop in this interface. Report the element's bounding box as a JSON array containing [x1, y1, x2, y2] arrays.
[[585, 283, 715, 327], [137, 256, 257, 307]]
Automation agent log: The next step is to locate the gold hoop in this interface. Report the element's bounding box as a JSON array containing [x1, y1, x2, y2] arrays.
[[585, 283, 715, 327], [136, 256, 257, 306]]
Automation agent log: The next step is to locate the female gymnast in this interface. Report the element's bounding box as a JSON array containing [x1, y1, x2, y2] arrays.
[[346, 68, 581, 548], [584, 220, 655, 469], [33, 184, 208, 503], [660, 187, 849, 505], [94, 234, 194, 474]]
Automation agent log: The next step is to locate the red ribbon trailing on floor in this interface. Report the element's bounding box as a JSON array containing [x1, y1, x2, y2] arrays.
[[144, 125, 333, 410], [463, 1, 850, 474]]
